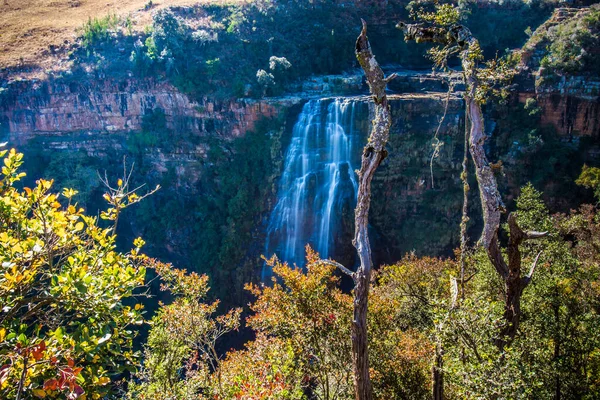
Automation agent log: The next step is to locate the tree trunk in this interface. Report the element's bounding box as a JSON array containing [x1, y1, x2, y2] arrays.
[[352, 20, 396, 400], [398, 21, 546, 348], [460, 103, 470, 299], [432, 340, 444, 400]]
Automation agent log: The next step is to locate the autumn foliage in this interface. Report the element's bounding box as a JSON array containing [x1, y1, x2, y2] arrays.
[[0, 148, 148, 399], [2, 146, 600, 399]]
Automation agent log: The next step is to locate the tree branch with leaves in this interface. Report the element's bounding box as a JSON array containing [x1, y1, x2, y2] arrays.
[[398, 1, 544, 350]]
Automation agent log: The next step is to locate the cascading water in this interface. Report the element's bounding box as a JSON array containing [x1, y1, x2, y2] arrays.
[[263, 98, 362, 279]]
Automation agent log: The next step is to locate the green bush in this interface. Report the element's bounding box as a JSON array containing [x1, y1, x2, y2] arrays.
[[81, 14, 119, 48], [542, 6, 600, 74]]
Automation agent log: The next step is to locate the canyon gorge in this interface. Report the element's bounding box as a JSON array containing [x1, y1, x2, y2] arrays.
[[0, 4, 598, 304]]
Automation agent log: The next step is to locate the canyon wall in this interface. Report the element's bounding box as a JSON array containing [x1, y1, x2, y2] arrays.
[[0, 77, 284, 145], [0, 62, 598, 286]]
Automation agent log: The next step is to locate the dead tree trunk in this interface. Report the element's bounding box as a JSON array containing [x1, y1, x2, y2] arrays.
[[459, 103, 470, 300], [351, 20, 396, 400], [497, 214, 546, 346], [397, 22, 547, 348]]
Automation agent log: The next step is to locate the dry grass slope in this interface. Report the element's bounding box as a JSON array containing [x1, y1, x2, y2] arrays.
[[0, 0, 245, 72]]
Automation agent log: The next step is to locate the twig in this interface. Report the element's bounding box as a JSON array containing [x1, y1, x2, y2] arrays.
[[523, 251, 543, 286], [430, 81, 454, 189]]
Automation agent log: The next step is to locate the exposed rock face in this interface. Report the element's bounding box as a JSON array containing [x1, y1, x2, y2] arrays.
[[518, 7, 600, 138], [521, 90, 600, 138], [0, 48, 597, 272], [371, 93, 466, 261], [0, 77, 283, 145], [515, 73, 600, 138]]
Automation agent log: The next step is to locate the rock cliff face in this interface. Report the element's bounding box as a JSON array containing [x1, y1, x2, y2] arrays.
[[371, 92, 465, 261], [522, 92, 599, 138], [0, 77, 283, 145], [519, 77, 600, 138], [0, 42, 598, 280], [0, 69, 469, 271]]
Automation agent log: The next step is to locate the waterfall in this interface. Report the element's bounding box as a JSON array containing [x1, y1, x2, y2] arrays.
[[263, 98, 361, 279]]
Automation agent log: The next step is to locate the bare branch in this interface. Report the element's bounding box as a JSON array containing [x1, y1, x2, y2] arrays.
[[450, 277, 458, 309], [525, 231, 549, 240], [320, 259, 355, 279], [384, 73, 398, 83], [462, 272, 477, 284], [430, 81, 454, 189], [523, 251, 543, 287]]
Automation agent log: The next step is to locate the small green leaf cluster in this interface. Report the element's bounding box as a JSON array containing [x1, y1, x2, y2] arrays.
[[577, 164, 600, 202]]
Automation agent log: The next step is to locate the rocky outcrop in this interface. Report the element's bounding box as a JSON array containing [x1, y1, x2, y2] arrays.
[[519, 90, 600, 138], [517, 7, 600, 137], [0, 77, 284, 146]]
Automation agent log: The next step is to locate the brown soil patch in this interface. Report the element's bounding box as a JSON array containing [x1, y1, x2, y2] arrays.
[[0, 0, 244, 75]]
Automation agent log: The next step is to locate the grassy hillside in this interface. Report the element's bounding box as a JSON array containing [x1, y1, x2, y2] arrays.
[[0, 0, 245, 72]]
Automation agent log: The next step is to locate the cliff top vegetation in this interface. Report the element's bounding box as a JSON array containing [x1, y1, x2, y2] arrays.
[[0, 0, 245, 75], [0, 0, 575, 83]]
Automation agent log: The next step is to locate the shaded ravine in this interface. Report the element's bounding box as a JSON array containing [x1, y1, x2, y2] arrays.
[[262, 98, 364, 279]]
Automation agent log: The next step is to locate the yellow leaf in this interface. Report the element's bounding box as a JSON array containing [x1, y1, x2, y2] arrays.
[[0, 328, 5, 342], [117, 179, 123, 187], [75, 222, 84, 232], [32, 389, 46, 398], [62, 188, 79, 199], [133, 237, 145, 248], [97, 376, 110, 386]]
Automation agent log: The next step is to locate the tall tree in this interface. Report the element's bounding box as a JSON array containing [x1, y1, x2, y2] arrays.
[[398, 5, 546, 348], [324, 20, 396, 400]]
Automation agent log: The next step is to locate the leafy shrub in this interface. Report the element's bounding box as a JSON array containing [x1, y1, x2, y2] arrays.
[[0, 148, 149, 399], [576, 164, 600, 201], [127, 261, 241, 399], [81, 14, 119, 48], [541, 6, 600, 74]]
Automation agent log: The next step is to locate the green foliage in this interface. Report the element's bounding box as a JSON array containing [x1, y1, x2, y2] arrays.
[[256, 69, 275, 95], [577, 164, 600, 201], [524, 97, 542, 116], [218, 334, 306, 399], [408, 2, 461, 26], [541, 6, 600, 75], [370, 255, 452, 399], [126, 109, 167, 153], [192, 117, 282, 303], [81, 14, 120, 48], [246, 250, 354, 399], [42, 151, 101, 208], [127, 261, 241, 399], [127, 181, 600, 398], [0, 148, 150, 399], [71, 0, 560, 100], [441, 185, 600, 398]]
